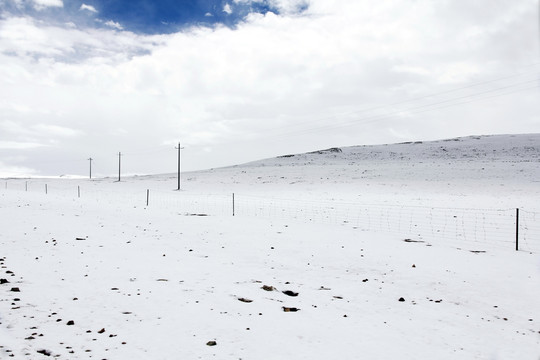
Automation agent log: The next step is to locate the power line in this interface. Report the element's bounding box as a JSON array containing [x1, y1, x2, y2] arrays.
[[255, 65, 540, 135], [263, 78, 540, 139]]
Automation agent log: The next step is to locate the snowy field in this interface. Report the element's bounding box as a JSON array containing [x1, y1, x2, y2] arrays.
[[1, 134, 540, 359]]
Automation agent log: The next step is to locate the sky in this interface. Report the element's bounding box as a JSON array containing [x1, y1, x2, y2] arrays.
[[0, 0, 539, 178]]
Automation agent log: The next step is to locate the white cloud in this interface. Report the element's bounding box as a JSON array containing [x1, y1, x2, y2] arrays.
[[0, 16, 156, 61], [104, 20, 124, 30], [9, 0, 24, 9], [233, 0, 308, 14], [223, 3, 233, 15], [0, 160, 38, 177], [392, 65, 431, 77], [0, 141, 47, 149], [34, 124, 82, 137], [0, 0, 539, 176], [32, 0, 63, 11], [80, 4, 98, 13]]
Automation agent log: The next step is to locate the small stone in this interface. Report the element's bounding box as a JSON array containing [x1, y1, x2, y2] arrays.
[[238, 298, 253, 303], [10, 287, 20, 292], [282, 290, 298, 297], [206, 341, 217, 346], [282, 307, 300, 312], [398, 297, 406, 302], [261, 285, 275, 291], [98, 328, 105, 334], [0, 278, 9, 284], [66, 320, 75, 326]]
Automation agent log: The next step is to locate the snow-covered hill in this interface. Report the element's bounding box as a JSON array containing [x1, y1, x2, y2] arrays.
[[221, 133, 540, 183], [259, 133, 540, 163], [162, 133, 539, 208], [1, 134, 539, 359]]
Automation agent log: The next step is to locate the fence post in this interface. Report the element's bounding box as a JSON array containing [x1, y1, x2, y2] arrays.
[[78, 186, 80, 198], [146, 189, 149, 206], [515, 208, 519, 251], [232, 193, 235, 216], [45, 184, 48, 194], [25, 181, 28, 191]]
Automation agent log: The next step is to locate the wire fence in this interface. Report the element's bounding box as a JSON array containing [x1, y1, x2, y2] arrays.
[[233, 194, 540, 252], [2, 180, 539, 253]]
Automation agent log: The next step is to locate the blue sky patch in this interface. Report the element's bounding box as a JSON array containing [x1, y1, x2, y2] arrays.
[[0, 0, 307, 34]]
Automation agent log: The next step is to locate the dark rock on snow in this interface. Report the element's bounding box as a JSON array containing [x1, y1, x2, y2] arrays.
[[282, 307, 300, 312]]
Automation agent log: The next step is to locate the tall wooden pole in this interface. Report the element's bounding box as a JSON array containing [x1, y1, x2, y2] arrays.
[[515, 208, 519, 251], [88, 157, 93, 179], [175, 143, 184, 190], [118, 152, 122, 182]]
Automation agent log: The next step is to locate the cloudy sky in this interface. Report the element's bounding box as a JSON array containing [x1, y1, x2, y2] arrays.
[[0, 0, 539, 177]]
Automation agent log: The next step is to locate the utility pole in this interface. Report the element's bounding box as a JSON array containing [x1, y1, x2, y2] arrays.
[[117, 152, 122, 182], [88, 157, 93, 179], [175, 142, 184, 190]]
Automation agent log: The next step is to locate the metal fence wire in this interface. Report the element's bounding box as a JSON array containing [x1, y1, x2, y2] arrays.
[[2, 181, 538, 252]]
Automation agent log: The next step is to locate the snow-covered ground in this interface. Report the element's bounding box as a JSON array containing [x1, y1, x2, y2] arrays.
[[1, 134, 540, 359]]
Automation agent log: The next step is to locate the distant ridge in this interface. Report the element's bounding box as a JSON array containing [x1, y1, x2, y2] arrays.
[[208, 133, 539, 188], [255, 133, 540, 165]]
